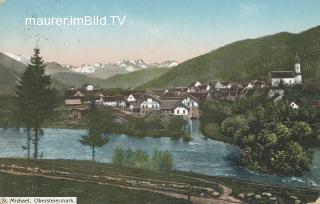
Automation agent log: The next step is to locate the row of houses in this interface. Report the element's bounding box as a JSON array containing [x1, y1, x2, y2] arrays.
[[64, 79, 270, 120]]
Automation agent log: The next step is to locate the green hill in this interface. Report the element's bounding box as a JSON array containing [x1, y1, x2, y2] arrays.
[[98, 68, 169, 89], [143, 26, 320, 88], [0, 52, 26, 94], [51, 72, 103, 88], [0, 64, 18, 94]]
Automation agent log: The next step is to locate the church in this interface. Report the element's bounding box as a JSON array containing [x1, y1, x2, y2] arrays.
[[269, 55, 302, 87]]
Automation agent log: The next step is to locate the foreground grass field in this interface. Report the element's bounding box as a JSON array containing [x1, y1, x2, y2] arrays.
[[0, 171, 189, 204], [0, 158, 319, 204]]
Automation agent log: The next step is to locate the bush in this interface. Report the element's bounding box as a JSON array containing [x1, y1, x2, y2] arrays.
[[221, 115, 248, 137], [111, 147, 174, 171]]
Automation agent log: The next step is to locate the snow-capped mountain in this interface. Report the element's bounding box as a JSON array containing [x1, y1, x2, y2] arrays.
[[69, 63, 104, 73], [150, 61, 179, 68], [4, 52, 178, 79], [4, 53, 31, 65], [64, 59, 178, 75]]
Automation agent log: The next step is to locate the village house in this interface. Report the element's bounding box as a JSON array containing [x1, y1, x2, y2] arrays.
[[173, 103, 189, 116], [215, 81, 230, 89], [124, 93, 144, 111], [82, 84, 94, 91], [160, 100, 179, 115], [267, 89, 285, 102], [69, 105, 90, 121], [103, 95, 127, 109], [197, 85, 210, 92], [169, 87, 189, 93], [210, 82, 243, 100], [188, 81, 202, 92], [64, 89, 84, 107], [177, 93, 208, 118], [270, 55, 302, 87], [140, 95, 161, 115], [290, 101, 299, 109], [65, 98, 82, 107], [160, 90, 186, 100], [247, 79, 268, 89], [146, 89, 166, 98]]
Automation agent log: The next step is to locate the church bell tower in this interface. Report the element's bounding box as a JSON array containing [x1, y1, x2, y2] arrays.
[[294, 54, 302, 84]]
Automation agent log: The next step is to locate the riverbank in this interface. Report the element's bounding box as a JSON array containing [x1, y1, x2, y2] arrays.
[[200, 121, 234, 144], [0, 158, 318, 204]]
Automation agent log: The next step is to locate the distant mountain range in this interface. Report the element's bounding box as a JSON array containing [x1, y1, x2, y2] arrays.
[[4, 53, 178, 79], [142, 25, 320, 88]]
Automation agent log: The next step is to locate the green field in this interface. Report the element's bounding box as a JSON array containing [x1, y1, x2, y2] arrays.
[[0, 158, 318, 204], [0, 172, 189, 204]]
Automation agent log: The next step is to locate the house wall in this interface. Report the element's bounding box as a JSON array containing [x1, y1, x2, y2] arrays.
[[215, 82, 229, 89], [140, 98, 160, 108], [194, 81, 201, 87], [104, 101, 126, 108], [140, 97, 160, 114], [85, 85, 94, 91], [295, 75, 302, 84], [161, 109, 174, 114], [174, 106, 189, 116], [271, 78, 295, 87], [181, 97, 199, 108], [65, 99, 82, 106], [127, 94, 136, 102]]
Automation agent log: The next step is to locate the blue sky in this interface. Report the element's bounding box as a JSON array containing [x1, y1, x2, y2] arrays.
[[0, 0, 320, 65]]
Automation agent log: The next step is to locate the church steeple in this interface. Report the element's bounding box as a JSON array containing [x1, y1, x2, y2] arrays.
[[294, 53, 302, 84], [295, 53, 301, 64], [294, 53, 301, 74]]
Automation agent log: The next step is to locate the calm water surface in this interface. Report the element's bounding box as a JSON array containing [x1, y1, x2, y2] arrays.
[[0, 120, 319, 190]]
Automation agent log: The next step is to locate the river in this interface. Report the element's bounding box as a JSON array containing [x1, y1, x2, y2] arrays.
[[0, 120, 319, 190]]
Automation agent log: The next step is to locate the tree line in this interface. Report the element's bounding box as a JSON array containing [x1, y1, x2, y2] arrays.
[[201, 89, 320, 176]]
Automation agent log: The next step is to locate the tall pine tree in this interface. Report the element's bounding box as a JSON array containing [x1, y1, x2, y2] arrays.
[[16, 48, 58, 160]]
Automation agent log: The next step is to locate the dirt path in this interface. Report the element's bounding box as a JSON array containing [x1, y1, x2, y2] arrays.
[[1, 169, 242, 204]]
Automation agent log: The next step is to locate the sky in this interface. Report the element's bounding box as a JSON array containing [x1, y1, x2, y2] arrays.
[[0, 0, 320, 65]]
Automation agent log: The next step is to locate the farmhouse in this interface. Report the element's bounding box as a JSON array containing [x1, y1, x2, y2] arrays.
[[160, 100, 179, 115], [103, 95, 127, 108], [290, 101, 299, 109], [82, 84, 94, 91], [69, 105, 90, 121], [188, 81, 202, 92], [215, 81, 231, 89], [140, 95, 161, 115], [173, 103, 189, 116], [65, 99, 82, 107], [178, 93, 208, 118], [247, 79, 268, 89]]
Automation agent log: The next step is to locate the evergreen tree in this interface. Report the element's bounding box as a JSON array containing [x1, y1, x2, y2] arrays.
[[80, 130, 109, 161], [16, 48, 58, 160], [79, 108, 113, 161]]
